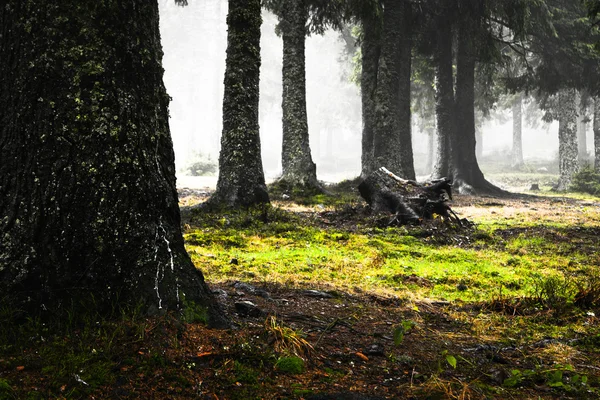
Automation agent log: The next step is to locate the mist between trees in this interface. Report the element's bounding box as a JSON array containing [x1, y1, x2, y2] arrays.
[[159, 0, 599, 189]]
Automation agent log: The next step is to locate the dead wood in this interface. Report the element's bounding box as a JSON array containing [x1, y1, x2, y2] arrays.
[[358, 167, 461, 225]]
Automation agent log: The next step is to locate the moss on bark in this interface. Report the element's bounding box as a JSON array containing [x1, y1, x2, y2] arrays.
[[0, 0, 227, 327]]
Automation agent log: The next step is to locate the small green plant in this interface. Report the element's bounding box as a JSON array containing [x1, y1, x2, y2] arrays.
[[503, 368, 536, 387], [440, 350, 457, 370], [531, 274, 576, 314], [570, 166, 600, 195], [233, 361, 259, 384], [0, 379, 15, 399], [393, 320, 416, 346], [180, 298, 208, 324], [275, 356, 305, 374]]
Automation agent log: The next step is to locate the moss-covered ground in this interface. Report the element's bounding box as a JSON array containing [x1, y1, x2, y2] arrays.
[[1, 177, 600, 399]]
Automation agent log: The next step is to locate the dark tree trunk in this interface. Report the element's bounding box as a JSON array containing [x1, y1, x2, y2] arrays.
[[432, 16, 453, 180], [360, 13, 381, 177], [209, 0, 269, 207], [0, 0, 227, 326], [452, 22, 503, 195], [512, 93, 524, 167], [557, 88, 579, 190], [278, 0, 319, 189], [595, 97, 600, 171], [372, 0, 415, 180]]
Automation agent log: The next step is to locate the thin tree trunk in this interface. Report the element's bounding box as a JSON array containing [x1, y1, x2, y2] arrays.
[[512, 93, 524, 167], [360, 13, 381, 177], [595, 97, 600, 171], [279, 0, 319, 188], [372, 0, 415, 179], [426, 124, 435, 176], [209, 0, 269, 207], [557, 88, 579, 190], [0, 0, 227, 326], [432, 15, 453, 179]]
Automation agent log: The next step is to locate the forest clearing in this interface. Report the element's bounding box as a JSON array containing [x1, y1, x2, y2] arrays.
[[2, 176, 600, 399], [4, 0, 600, 399]]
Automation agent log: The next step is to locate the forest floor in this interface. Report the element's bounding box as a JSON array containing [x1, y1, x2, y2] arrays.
[[2, 177, 600, 399]]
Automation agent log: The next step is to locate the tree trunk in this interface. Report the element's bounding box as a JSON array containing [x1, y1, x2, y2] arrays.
[[209, 0, 269, 207], [595, 97, 600, 171], [0, 0, 227, 326], [360, 13, 381, 177], [577, 105, 588, 164], [512, 93, 524, 167], [557, 88, 579, 190], [426, 124, 435, 175], [452, 22, 503, 195], [432, 15, 453, 179], [372, 0, 415, 180], [278, 0, 319, 189]]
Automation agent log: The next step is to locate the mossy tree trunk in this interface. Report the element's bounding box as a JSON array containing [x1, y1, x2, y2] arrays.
[[0, 0, 227, 326], [372, 0, 415, 180], [278, 0, 319, 190], [512, 93, 524, 168], [577, 101, 588, 164], [557, 88, 579, 190], [360, 13, 381, 178], [432, 15, 454, 180], [208, 0, 269, 207], [595, 97, 600, 171]]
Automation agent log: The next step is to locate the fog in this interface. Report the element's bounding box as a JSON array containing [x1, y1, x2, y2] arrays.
[[158, 0, 591, 187], [159, 0, 361, 184]]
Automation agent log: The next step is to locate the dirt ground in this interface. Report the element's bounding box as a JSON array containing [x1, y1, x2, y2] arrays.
[[2, 189, 599, 399]]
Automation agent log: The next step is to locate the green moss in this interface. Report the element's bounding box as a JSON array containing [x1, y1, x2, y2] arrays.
[[275, 356, 304, 374], [180, 299, 208, 324]]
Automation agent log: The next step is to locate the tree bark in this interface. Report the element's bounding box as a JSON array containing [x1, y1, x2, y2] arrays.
[[278, 0, 319, 189], [360, 13, 381, 177], [372, 0, 415, 180], [512, 93, 524, 167], [432, 15, 453, 180], [0, 0, 227, 326], [595, 97, 600, 171], [451, 22, 503, 195], [557, 88, 579, 190], [577, 103, 588, 164], [209, 0, 269, 207]]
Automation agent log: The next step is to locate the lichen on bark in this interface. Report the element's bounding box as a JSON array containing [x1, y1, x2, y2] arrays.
[[207, 0, 269, 208], [0, 0, 227, 327], [276, 0, 321, 192], [557, 88, 579, 191]]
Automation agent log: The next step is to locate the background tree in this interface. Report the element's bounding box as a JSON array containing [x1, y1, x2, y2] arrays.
[[511, 93, 524, 167], [372, 0, 415, 179], [207, 0, 269, 207], [263, 0, 349, 192], [595, 97, 600, 170], [526, 0, 600, 189], [0, 0, 227, 326], [358, 3, 382, 177]]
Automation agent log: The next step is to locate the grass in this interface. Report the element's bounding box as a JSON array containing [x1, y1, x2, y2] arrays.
[[184, 201, 599, 305], [2, 177, 600, 399]]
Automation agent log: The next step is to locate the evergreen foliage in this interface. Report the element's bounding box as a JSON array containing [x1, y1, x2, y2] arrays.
[[570, 166, 600, 195]]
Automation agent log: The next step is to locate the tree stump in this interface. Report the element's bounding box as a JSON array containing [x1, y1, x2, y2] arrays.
[[358, 167, 461, 225]]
